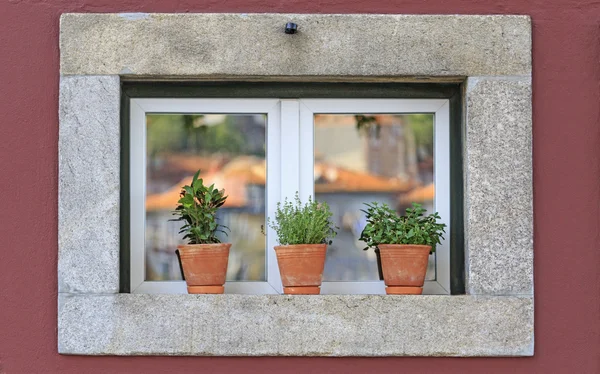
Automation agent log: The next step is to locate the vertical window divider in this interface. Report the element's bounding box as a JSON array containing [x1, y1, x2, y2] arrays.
[[267, 99, 301, 293], [279, 100, 301, 200], [266, 100, 284, 293], [299, 101, 315, 202]]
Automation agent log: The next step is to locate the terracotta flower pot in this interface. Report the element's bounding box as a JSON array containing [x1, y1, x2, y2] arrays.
[[274, 244, 327, 295], [378, 244, 431, 295], [177, 243, 231, 294]]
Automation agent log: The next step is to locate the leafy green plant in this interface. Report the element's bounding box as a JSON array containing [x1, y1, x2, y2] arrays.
[[264, 193, 338, 245], [171, 170, 229, 244], [360, 202, 446, 252]]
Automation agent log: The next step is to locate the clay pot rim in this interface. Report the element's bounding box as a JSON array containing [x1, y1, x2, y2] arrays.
[[274, 243, 327, 250], [177, 243, 232, 249], [377, 244, 432, 250]]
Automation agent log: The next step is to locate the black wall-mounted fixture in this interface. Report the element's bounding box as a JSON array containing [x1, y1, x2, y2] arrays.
[[285, 22, 298, 34]]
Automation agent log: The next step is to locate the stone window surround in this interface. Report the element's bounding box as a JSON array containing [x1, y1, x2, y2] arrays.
[[58, 13, 533, 356]]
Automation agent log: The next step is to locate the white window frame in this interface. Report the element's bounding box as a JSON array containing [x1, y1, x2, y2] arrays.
[[130, 98, 450, 295]]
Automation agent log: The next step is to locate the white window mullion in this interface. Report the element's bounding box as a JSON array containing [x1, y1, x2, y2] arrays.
[[266, 101, 283, 293], [279, 100, 301, 201], [266, 100, 302, 293], [299, 101, 315, 201]]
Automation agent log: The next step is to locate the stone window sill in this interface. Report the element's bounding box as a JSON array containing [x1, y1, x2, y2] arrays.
[[59, 294, 533, 356]]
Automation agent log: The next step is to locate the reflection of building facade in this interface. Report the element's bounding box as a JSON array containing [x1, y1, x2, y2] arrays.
[[366, 115, 418, 182]]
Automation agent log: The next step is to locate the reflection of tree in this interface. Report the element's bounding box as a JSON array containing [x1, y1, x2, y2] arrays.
[[353, 114, 433, 154], [354, 115, 379, 135], [146, 115, 186, 155], [406, 114, 434, 156], [406, 115, 434, 184], [185, 116, 246, 155], [147, 114, 265, 157]]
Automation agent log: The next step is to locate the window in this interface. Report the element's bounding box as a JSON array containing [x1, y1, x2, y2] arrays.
[[127, 93, 453, 295]]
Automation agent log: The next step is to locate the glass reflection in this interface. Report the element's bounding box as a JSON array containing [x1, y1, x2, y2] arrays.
[[314, 114, 436, 281], [145, 114, 267, 281]]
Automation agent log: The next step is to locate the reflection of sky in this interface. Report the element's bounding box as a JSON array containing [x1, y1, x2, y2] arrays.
[[351, 215, 367, 238]]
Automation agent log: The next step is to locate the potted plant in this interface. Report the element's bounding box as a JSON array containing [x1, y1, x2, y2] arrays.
[[360, 202, 446, 295], [265, 193, 337, 295], [171, 170, 231, 294]]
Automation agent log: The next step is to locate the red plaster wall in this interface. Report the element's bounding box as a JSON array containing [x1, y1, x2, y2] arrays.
[[0, 1, 599, 373]]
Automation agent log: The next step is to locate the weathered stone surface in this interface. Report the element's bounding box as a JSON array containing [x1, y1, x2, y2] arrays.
[[56, 14, 535, 356], [60, 13, 531, 77], [465, 77, 533, 295], [58, 76, 120, 293], [58, 294, 533, 356]]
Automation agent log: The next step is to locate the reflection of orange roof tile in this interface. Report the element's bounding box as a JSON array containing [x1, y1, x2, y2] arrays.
[[220, 156, 266, 185], [314, 163, 413, 193], [146, 174, 246, 211], [146, 156, 416, 211], [146, 156, 266, 211], [162, 154, 226, 173], [314, 114, 405, 127], [400, 183, 434, 204]]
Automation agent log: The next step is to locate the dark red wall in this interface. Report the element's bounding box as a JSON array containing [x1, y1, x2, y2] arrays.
[[1, 0, 599, 373]]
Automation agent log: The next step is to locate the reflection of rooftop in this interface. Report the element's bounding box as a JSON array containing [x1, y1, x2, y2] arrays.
[[162, 153, 227, 173], [146, 156, 264, 211], [146, 154, 416, 211], [314, 114, 408, 127], [314, 163, 413, 193], [399, 183, 434, 204]]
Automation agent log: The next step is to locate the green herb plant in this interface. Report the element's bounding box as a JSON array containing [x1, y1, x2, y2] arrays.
[[264, 193, 338, 245], [171, 170, 229, 244], [360, 202, 446, 252]]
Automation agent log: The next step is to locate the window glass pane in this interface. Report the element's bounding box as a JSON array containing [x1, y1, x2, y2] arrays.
[[314, 114, 435, 281], [145, 114, 266, 281]]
